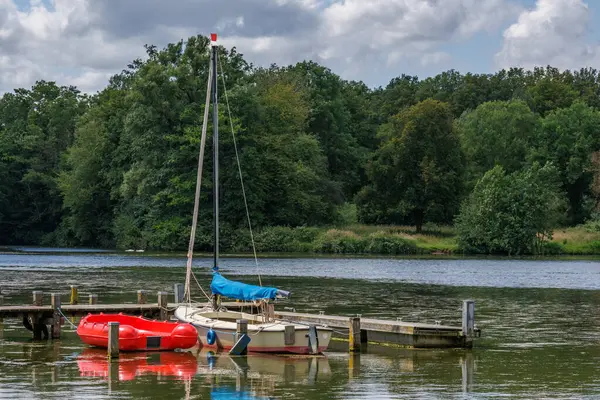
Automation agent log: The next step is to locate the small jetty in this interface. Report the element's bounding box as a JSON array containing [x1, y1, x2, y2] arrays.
[[0, 285, 480, 350]]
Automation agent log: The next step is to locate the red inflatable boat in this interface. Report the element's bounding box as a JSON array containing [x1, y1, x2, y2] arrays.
[[77, 313, 198, 351]]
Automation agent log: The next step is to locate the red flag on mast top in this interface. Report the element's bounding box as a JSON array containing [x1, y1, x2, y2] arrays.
[[210, 33, 217, 47]]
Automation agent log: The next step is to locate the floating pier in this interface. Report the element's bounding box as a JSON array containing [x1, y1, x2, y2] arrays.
[[0, 285, 480, 349], [274, 302, 480, 349]]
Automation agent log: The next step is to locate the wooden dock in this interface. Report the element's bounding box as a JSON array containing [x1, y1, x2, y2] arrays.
[[273, 310, 480, 348], [0, 287, 480, 349]]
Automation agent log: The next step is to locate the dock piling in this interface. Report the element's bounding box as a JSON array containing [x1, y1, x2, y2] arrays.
[[51, 293, 61, 339], [32, 291, 43, 306], [108, 322, 119, 359], [157, 292, 168, 320], [89, 294, 97, 305], [31, 291, 46, 340], [462, 300, 475, 347], [173, 283, 184, 303], [70, 285, 78, 305], [349, 317, 361, 352], [137, 290, 147, 304]]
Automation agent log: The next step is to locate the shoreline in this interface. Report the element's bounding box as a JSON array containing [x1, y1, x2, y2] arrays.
[[2, 224, 599, 258], [2, 246, 600, 261]]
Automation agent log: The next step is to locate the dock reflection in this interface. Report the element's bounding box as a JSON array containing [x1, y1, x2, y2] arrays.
[[196, 349, 332, 398]]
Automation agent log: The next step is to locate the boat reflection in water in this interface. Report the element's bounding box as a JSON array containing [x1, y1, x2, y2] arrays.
[[197, 349, 331, 399], [77, 349, 197, 381], [77, 348, 331, 398]]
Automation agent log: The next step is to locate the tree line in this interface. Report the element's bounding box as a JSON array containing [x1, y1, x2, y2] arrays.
[[1, 35, 599, 254]]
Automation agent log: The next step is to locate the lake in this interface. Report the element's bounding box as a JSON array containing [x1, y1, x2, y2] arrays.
[[1, 250, 600, 399]]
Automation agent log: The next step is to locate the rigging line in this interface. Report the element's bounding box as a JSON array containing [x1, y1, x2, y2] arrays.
[[191, 268, 213, 302], [184, 51, 214, 303], [217, 51, 262, 287]]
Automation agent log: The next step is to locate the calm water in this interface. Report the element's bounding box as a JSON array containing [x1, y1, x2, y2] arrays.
[[1, 250, 600, 399]]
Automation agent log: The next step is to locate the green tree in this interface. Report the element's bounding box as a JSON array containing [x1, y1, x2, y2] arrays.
[[525, 74, 578, 116], [375, 74, 420, 119], [529, 101, 600, 224], [111, 36, 250, 249], [58, 86, 129, 247], [0, 81, 86, 244], [224, 66, 336, 228], [357, 99, 464, 232], [456, 163, 565, 255], [289, 61, 364, 201], [456, 100, 540, 187]]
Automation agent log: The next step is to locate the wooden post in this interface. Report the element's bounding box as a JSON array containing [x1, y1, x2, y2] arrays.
[[51, 293, 61, 339], [137, 290, 147, 304], [70, 285, 78, 305], [173, 283, 184, 303], [32, 292, 44, 340], [462, 300, 475, 347], [284, 325, 295, 345], [349, 317, 361, 352], [32, 291, 43, 306], [108, 322, 119, 359], [235, 319, 248, 355], [89, 294, 98, 305], [266, 303, 275, 322], [0, 295, 4, 327], [158, 291, 168, 321]]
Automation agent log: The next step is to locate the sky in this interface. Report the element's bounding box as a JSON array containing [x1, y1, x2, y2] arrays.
[[0, 0, 599, 93]]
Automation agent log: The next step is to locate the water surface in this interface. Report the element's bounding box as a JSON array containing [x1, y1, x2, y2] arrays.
[[1, 251, 600, 399]]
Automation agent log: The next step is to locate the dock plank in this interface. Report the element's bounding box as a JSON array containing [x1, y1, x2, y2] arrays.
[[273, 311, 463, 334], [0, 305, 52, 313], [61, 304, 160, 313]]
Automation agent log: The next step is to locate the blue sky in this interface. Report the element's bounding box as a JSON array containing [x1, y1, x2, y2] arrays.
[[1, 0, 599, 92]]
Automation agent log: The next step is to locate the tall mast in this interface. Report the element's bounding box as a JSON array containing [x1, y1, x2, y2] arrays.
[[211, 33, 219, 272]]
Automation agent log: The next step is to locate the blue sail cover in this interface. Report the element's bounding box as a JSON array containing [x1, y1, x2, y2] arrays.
[[210, 272, 280, 301]]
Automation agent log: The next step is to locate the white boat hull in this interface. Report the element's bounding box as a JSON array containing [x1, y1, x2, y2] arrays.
[[174, 306, 331, 354]]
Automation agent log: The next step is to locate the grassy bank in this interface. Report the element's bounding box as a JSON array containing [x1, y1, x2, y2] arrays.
[[231, 224, 457, 256], [228, 224, 600, 256], [551, 227, 600, 255], [4, 224, 599, 257]]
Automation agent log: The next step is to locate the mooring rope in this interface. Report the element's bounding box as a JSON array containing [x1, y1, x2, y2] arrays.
[[217, 52, 262, 287], [56, 307, 78, 329]]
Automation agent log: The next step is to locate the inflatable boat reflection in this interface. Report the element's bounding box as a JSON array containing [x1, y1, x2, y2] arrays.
[[77, 348, 197, 381]]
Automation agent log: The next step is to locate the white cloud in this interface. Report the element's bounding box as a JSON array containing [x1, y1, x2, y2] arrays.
[[421, 52, 452, 67], [496, 0, 600, 70], [0, 0, 522, 94]]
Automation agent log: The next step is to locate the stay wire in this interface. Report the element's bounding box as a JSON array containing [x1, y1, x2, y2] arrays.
[[217, 52, 262, 287]]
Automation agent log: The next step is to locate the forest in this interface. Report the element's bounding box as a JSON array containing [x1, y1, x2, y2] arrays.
[[1, 35, 599, 256]]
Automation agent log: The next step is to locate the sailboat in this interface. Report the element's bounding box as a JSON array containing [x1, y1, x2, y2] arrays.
[[173, 33, 332, 354]]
